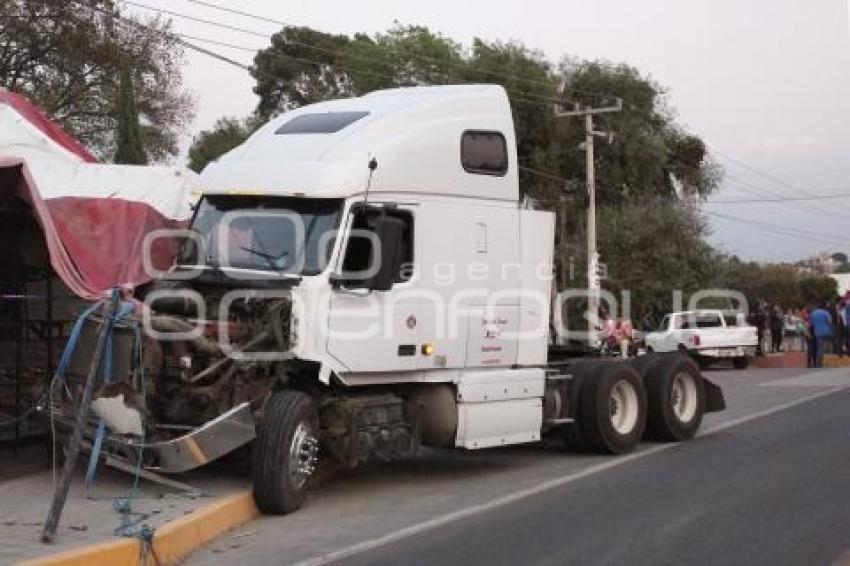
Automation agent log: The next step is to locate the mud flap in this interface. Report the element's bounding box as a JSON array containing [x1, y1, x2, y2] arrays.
[[703, 378, 726, 413]]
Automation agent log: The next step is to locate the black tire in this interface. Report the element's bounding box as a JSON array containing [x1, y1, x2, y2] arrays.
[[558, 360, 598, 452], [252, 390, 319, 514], [577, 362, 647, 454], [733, 356, 749, 369], [644, 354, 705, 442], [630, 352, 661, 375], [560, 421, 587, 452]]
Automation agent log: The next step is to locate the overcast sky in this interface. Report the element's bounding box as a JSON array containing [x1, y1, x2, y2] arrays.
[[128, 0, 850, 262]]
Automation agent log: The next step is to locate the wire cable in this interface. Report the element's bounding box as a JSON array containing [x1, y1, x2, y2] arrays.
[[707, 144, 846, 219], [706, 191, 850, 205], [707, 211, 848, 247], [101, 2, 579, 113], [172, 0, 616, 102], [121, 0, 615, 109]]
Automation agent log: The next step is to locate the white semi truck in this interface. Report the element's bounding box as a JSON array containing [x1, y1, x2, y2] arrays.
[[56, 85, 725, 514]]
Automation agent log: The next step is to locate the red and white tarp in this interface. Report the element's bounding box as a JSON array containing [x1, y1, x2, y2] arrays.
[[0, 91, 198, 299]]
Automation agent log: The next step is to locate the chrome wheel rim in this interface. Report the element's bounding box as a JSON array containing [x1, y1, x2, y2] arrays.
[[609, 379, 639, 435], [288, 422, 319, 490], [671, 372, 698, 423]]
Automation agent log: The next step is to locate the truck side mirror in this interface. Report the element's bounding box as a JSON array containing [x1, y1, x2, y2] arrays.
[[331, 207, 408, 292], [367, 214, 406, 291]]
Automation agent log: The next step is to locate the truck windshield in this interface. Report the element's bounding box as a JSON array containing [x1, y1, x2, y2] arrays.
[[182, 195, 343, 275]]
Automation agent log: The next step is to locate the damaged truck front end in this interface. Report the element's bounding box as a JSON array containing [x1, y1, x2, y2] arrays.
[[49, 195, 342, 476]]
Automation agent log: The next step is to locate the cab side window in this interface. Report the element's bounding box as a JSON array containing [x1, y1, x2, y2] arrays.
[[340, 206, 414, 287], [461, 130, 508, 176]]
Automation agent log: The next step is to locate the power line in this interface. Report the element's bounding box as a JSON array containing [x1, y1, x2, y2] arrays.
[[704, 165, 848, 220], [707, 191, 850, 205], [521, 156, 850, 208], [75, 1, 256, 71], [176, 33, 263, 53], [179, 0, 284, 27], [90, 0, 850, 243], [521, 168, 847, 247], [175, 0, 616, 102], [124, 0, 269, 38], [708, 204, 847, 241], [724, 173, 847, 219], [126, 0, 617, 106], [707, 211, 848, 247], [664, 146, 844, 219], [519, 165, 572, 184], [708, 143, 846, 219], [117, 0, 591, 113], [708, 143, 822, 197], [74, 1, 589, 137]]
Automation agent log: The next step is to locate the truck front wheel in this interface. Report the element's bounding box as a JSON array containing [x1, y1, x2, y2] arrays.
[[578, 363, 647, 454], [252, 390, 320, 514]]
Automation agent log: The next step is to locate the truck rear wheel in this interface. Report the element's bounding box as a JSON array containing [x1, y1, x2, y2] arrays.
[[578, 363, 647, 454], [645, 354, 705, 441], [558, 361, 598, 452], [733, 356, 749, 369], [252, 390, 320, 514]]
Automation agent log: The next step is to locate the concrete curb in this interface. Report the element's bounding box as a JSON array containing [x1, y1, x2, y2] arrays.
[[18, 491, 258, 566]]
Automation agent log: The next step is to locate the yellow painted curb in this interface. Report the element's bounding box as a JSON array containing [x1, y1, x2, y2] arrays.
[[153, 490, 259, 563], [18, 491, 259, 566], [824, 355, 850, 368]]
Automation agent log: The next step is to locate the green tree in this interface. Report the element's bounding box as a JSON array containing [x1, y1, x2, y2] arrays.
[[250, 25, 722, 205], [799, 276, 838, 306], [717, 258, 838, 309], [114, 66, 146, 164], [252, 26, 351, 120], [245, 23, 725, 326], [465, 40, 556, 178], [0, 0, 193, 160], [598, 198, 719, 326], [540, 60, 721, 204], [342, 25, 464, 91], [188, 117, 255, 173]]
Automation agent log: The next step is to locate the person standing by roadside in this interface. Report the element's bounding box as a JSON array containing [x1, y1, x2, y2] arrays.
[[809, 302, 833, 368], [748, 303, 767, 357], [803, 309, 817, 368], [833, 298, 845, 357], [769, 305, 784, 353], [841, 295, 850, 356]]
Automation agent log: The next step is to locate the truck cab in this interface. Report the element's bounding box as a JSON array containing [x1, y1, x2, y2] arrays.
[[60, 85, 724, 515]]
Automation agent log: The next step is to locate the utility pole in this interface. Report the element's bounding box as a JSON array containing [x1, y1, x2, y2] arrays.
[[554, 98, 622, 348]]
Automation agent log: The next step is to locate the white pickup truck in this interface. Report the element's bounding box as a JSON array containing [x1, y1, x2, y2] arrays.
[[644, 310, 758, 369]]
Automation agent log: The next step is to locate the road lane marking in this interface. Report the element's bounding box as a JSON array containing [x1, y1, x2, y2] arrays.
[[291, 382, 850, 566]]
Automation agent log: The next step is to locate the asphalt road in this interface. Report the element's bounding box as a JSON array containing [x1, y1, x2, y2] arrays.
[[190, 366, 850, 566], [338, 385, 850, 566]]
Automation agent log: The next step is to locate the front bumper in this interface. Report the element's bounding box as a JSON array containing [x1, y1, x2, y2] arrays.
[[49, 402, 256, 474], [144, 402, 256, 473]]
